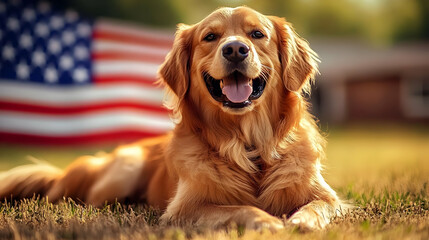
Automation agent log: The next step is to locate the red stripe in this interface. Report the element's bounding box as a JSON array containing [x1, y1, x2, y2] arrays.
[[93, 75, 162, 87], [0, 101, 169, 115], [0, 130, 165, 145], [93, 30, 173, 49], [92, 52, 167, 63]]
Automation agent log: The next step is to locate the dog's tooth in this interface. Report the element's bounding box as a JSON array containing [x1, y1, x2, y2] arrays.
[[220, 80, 224, 89]]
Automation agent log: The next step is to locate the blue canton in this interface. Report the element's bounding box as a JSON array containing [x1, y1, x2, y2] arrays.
[[0, 0, 93, 85]]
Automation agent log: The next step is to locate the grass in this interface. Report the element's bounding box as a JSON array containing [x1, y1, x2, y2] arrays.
[[0, 124, 428, 239]]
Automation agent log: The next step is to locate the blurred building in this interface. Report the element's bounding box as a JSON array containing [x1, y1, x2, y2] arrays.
[[311, 40, 429, 124]]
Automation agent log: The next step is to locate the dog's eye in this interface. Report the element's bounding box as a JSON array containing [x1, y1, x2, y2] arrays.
[[203, 33, 217, 42], [251, 30, 264, 39]]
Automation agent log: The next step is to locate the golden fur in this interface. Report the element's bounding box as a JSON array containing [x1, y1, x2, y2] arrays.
[[0, 7, 342, 231]]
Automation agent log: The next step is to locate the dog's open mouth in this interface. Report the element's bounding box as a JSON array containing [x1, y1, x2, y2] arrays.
[[203, 71, 266, 109]]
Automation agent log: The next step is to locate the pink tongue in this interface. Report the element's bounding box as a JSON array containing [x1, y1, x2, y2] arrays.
[[222, 76, 252, 103]]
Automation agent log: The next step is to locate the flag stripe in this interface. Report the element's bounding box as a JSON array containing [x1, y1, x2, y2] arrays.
[[94, 61, 160, 77], [0, 130, 162, 145], [92, 52, 166, 63], [95, 20, 174, 44], [0, 81, 164, 106], [0, 101, 169, 115], [92, 40, 170, 57], [93, 75, 160, 87], [0, 110, 174, 136], [93, 30, 173, 49]]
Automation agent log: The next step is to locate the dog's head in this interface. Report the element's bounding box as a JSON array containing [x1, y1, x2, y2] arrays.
[[159, 7, 318, 116]]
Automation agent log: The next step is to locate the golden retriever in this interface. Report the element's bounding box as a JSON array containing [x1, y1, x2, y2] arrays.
[[0, 7, 343, 231]]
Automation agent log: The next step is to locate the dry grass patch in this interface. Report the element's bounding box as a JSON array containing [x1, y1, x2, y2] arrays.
[[0, 124, 428, 239]]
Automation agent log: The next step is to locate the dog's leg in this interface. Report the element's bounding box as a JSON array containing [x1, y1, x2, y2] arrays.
[[48, 145, 145, 206], [159, 179, 284, 232], [86, 147, 144, 206], [161, 204, 284, 232], [287, 176, 343, 230]]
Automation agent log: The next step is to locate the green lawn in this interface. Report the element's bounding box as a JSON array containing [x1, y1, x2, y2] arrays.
[[0, 124, 428, 239]]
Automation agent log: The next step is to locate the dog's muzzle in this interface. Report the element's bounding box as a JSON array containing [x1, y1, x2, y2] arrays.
[[203, 40, 267, 109], [203, 71, 266, 109]]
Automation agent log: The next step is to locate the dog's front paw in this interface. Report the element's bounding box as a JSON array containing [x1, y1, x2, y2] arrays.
[[243, 215, 284, 232], [159, 212, 176, 226], [232, 207, 284, 232], [287, 209, 328, 231]]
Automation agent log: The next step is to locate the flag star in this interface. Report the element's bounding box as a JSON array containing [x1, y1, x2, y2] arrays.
[[50, 15, 64, 30], [74, 45, 89, 60], [32, 50, 46, 66], [35, 23, 49, 38], [23, 8, 36, 22], [48, 38, 62, 54], [73, 67, 89, 83], [2, 45, 15, 61], [38, 1, 51, 14], [16, 62, 30, 80], [59, 54, 74, 70], [65, 10, 79, 23], [19, 33, 33, 49], [7, 18, 20, 31], [62, 30, 75, 46], [44, 66, 58, 83], [77, 23, 91, 37]]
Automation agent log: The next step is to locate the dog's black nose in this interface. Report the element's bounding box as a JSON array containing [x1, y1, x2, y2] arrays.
[[222, 41, 249, 63]]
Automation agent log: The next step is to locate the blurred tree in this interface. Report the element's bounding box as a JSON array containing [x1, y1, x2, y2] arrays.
[[58, 0, 181, 28], [394, 0, 429, 41]]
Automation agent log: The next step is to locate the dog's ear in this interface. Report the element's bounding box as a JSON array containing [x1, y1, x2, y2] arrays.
[[158, 24, 194, 100], [269, 16, 319, 93]]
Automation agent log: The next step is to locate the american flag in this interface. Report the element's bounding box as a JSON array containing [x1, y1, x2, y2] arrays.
[[0, 0, 175, 144]]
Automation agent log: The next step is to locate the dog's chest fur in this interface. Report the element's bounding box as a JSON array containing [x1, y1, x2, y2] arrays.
[[168, 114, 319, 215], [195, 142, 313, 215]]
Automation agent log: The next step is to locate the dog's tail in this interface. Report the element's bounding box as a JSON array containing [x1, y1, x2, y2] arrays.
[[0, 157, 62, 201]]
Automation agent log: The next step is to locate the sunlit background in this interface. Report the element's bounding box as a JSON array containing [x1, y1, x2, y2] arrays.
[[0, 0, 428, 193], [62, 0, 429, 44]]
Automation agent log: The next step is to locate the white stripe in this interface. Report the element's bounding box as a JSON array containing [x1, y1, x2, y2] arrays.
[[93, 40, 170, 56], [0, 81, 164, 106], [96, 19, 174, 42], [94, 61, 160, 77], [0, 110, 174, 136]]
